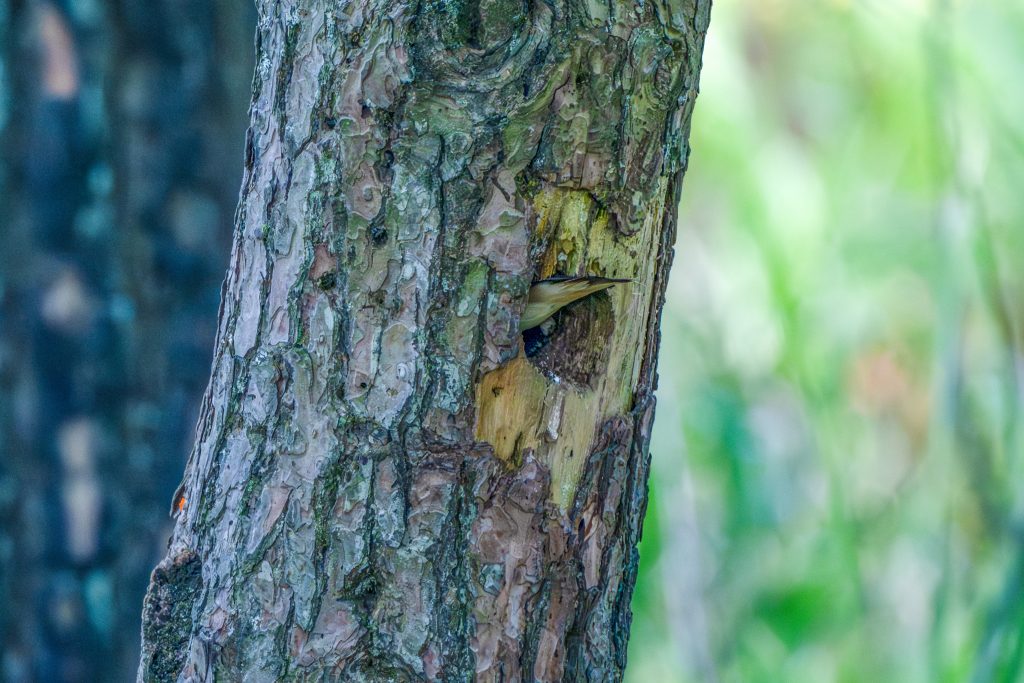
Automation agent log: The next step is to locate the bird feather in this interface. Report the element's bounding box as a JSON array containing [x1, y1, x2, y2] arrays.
[[520, 276, 630, 330]]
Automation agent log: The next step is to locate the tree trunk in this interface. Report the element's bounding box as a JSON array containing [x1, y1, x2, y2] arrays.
[[140, 0, 710, 679], [0, 1, 254, 680]]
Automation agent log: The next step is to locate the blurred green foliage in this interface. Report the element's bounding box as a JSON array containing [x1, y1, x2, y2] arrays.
[[628, 1, 1024, 681]]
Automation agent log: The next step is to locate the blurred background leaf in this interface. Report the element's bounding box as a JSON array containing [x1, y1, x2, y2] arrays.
[[627, 1, 1024, 681]]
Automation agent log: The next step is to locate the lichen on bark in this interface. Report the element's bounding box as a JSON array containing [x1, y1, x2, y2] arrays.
[[139, 0, 710, 680]]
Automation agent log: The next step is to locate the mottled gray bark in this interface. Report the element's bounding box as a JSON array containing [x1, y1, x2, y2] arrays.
[[140, 0, 709, 680], [0, 1, 254, 680]]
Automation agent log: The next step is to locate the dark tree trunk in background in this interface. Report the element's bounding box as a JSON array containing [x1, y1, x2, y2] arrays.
[[139, 0, 709, 680], [0, 1, 255, 680]]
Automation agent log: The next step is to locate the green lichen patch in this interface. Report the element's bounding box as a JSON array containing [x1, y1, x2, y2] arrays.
[[139, 551, 202, 682]]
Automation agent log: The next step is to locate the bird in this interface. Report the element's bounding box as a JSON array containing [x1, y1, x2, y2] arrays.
[[169, 481, 187, 517], [520, 275, 631, 331]]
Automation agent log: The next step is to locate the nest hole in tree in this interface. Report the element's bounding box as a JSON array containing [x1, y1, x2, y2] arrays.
[[522, 291, 616, 389]]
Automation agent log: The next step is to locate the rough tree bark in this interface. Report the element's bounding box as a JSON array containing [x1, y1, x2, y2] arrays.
[[0, 1, 253, 680], [140, 0, 710, 680]]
